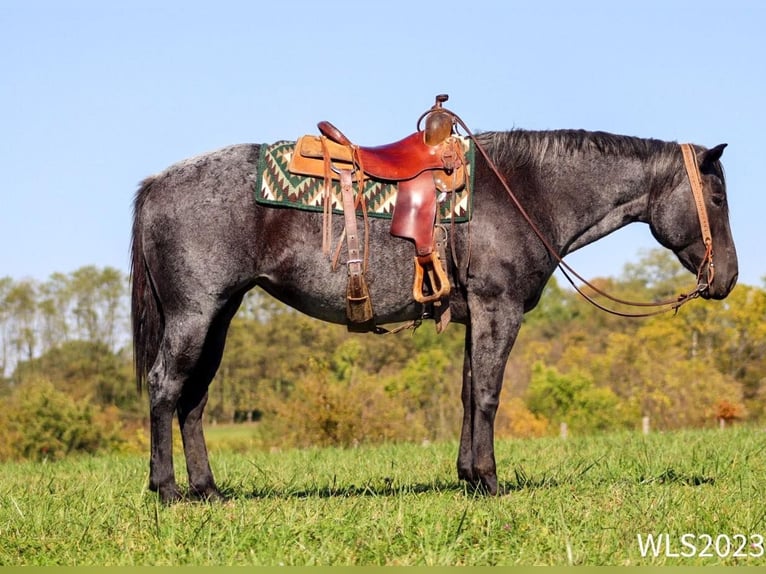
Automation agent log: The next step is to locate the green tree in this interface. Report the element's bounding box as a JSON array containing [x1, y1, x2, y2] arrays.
[[621, 247, 692, 300], [67, 266, 126, 350], [210, 289, 348, 422], [526, 362, 624, 433], [590, 316, 744, 429], [12, 340, 140, 417], [37, 272, 73, 350], [0, 276, 13, 377], [4, 279, 38, 364], [383, 346, 461, 440], [702, 285, 766, 418]]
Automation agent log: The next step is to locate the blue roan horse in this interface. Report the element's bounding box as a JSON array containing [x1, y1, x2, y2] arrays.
[[131, 123, 738, 502]]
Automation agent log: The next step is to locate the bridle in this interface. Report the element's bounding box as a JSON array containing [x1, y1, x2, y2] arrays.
[[680, 143, 716, 291], [439, 109, 716, 318], [548, 143, 715, 317]]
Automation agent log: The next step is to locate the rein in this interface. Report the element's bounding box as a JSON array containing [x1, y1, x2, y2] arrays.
[[433, 110, 715, 318]]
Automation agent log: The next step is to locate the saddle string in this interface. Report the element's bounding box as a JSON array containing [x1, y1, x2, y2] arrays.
[[320, 137, 334, 255], [354, 149, 371, 275], [438, 109, 712, 317]]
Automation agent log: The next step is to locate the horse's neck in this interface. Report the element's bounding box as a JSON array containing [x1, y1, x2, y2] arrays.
[[537, 152, 656, 255]]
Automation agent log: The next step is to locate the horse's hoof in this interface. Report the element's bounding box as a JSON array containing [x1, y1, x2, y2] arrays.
[[461, 473, 500, 496], [459, 475, 488, 495], [191, 486, 227, 503], [480, 474, 499, 496], [457, 466, 475, 483], [155, 485, 184, 504]]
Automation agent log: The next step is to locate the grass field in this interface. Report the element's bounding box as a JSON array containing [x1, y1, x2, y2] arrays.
[[1, 426, 765, 566]]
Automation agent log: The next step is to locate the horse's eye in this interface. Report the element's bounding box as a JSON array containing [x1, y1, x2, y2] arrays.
[[711, 192, 725, 208]]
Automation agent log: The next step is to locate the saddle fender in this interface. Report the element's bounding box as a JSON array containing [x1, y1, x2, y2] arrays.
[[390, 171, 438, 256]]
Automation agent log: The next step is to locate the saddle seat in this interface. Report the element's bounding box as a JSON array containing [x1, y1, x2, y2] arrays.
[[316, 120, 461, 181], [291, 126, 465, 191]]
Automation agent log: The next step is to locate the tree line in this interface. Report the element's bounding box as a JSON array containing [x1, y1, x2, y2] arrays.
[[0, 251, 764, 460]]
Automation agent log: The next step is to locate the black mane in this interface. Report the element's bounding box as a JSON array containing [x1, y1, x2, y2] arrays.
[[476, 128, 679, 174]]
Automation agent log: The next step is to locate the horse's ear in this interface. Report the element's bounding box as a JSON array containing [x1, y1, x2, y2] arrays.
[[700, 143, 727, 166]]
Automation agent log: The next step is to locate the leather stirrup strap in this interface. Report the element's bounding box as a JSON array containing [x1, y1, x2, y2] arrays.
[[340, 170, 375, 329], [340, 170, 363, 278]]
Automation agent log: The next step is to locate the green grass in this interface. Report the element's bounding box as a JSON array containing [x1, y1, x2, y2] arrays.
[[1, 427, 765, 566]]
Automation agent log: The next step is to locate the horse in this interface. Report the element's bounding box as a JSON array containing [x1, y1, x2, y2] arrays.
[[131, 125, 738, 503]]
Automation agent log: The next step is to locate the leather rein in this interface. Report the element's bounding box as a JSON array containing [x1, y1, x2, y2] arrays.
[[431, 110, 715, 318]]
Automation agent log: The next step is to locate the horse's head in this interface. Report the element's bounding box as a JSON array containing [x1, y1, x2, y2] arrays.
[[649, 143, 738, 300]]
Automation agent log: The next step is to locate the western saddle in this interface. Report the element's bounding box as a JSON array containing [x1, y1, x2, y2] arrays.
[[288, 94, 469, 333]]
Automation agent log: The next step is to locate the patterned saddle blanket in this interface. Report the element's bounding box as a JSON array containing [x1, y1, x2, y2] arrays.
[[254, 140, 473, 222]]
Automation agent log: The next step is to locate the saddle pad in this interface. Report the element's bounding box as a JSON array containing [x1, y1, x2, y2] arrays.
[[254, 140, 473, 221]]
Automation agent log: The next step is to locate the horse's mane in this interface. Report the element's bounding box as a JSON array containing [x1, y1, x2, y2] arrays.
[[476, 129, 680, 179]]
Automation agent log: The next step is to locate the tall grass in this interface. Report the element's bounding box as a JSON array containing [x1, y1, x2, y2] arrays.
[[1, 427, 764, 565]]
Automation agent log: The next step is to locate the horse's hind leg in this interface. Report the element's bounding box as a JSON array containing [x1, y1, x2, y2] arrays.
[[176, 295, 245, 501], [146, 338, 185, 503], [148, 308, 223, 503], [177, 387, 218, 500]]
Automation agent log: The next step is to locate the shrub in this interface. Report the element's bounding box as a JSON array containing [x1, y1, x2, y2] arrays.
[[0, 378, 126, 461], [715, 399, 744, 424], [261, 353, 427, 449], [495, 397, 550, 438]]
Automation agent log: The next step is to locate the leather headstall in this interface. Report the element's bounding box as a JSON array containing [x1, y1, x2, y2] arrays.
[[680, 143, 715, 292]]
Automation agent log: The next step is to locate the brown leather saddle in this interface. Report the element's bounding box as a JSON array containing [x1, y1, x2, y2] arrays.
[[288, 95, 468, 332]]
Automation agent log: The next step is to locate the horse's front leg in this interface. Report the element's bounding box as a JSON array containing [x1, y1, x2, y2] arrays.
[[457, 327, 475, 483], [457, 294, 522, 494]]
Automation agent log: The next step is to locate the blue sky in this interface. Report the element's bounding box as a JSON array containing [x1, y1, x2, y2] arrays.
[[2, 0, 764, 287]]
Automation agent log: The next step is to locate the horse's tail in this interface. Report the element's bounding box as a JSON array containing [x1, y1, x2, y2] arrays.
[[130, 176, 163, 393]]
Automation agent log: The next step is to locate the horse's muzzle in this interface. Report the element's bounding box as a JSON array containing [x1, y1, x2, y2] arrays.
[[701, 270, 738, 300]]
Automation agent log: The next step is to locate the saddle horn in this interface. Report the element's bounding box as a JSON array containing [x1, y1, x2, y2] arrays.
[[422, 94, 455, 146]]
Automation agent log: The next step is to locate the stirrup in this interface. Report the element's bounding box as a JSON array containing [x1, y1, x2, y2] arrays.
[[412, 253, 450, 304], [346, 272, 375, 332]]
